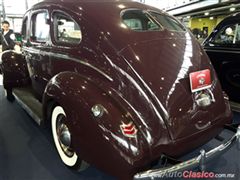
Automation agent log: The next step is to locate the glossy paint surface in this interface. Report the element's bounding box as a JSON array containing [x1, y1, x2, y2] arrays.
[[2, 0, 233, 178], [1, 51, 30, 89]]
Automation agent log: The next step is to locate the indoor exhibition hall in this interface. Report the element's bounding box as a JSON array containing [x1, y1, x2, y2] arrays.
[[0, 0, 240, 179]]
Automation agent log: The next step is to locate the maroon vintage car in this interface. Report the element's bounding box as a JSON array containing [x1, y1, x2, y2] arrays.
[[1, 0, 239, 179]]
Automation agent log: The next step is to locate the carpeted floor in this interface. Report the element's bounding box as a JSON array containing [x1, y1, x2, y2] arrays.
[[0, 81, 239, 180]]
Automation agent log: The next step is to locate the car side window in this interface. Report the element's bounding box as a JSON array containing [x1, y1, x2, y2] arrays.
[[31, 11, 49, 42], [212, 23, 240, 45], [122, 10, 162, 31], [53, 12, 82, 45]]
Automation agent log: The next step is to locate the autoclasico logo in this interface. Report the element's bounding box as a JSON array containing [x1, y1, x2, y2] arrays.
[[155, 171, 235, 179], [183, 171, 215, 178]]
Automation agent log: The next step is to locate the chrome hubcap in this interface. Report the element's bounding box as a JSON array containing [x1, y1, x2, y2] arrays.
[[56, 115, 74, 157]]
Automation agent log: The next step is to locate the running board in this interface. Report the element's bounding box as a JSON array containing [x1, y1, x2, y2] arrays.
[[230, 101, 240, 113], [13, 87, 43, 125]]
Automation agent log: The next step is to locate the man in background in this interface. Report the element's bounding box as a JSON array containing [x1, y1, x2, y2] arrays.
[[0, 20, 15, 52]]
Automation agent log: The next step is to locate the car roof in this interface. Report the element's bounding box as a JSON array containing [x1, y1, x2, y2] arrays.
[[31, 0, 174, 51], [33, 0, 164, 23], [34, 0, 156, 13], [217, 12, 240, 26]]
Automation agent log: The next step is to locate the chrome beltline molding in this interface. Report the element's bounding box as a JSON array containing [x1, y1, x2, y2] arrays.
[[230, 101, 240, 113]]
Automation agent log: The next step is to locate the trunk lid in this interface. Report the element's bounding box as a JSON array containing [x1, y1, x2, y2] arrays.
[[119, 32, 228, 141]]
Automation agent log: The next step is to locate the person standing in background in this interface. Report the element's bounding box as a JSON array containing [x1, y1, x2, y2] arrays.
[[0, 20, 15, 52], [0, 20, 16, 82]]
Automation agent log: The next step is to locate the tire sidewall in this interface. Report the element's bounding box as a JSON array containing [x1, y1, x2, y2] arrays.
[[51, 105, 78, 167]]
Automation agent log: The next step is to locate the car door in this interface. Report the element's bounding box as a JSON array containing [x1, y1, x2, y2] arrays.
[[23, 10, 51, 100], [47, 10, 83, 76], [204, 22, 240, 102]]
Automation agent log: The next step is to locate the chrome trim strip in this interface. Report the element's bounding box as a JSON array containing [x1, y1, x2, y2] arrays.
[[204, 48, 240, 54], [230, 101, 240, 113], [22, 48, 113, 82], [134, 125, 240, 179], [50, 53, 113, 82]]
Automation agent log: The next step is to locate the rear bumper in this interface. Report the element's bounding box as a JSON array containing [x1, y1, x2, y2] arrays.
[[134, 125, 240, 179]]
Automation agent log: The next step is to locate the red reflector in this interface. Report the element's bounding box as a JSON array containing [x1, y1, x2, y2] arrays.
[[120, 122, 137, 138]]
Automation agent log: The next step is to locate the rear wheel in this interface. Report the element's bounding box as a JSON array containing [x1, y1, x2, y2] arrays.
[[51, 105, 88, 170]]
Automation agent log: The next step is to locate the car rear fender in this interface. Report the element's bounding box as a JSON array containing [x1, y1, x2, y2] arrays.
[[42, 71, 152, 176]]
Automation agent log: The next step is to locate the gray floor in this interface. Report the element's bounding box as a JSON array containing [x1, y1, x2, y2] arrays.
[[0, 85, 113, 180], [0, 83, 239, 180]]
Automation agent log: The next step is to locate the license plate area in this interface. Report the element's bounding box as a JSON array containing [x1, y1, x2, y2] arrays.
[[190, 69, 212, 93]]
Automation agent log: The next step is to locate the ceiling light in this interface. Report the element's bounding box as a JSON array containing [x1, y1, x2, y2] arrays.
[[230, 7, 236, 12], [210, 17, 214, 20], [204, 12, 209, 16]]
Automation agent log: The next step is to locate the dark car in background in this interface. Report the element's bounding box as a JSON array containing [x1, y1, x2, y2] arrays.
[[203, 13, 240, 109], [1, 0, 240, 179]]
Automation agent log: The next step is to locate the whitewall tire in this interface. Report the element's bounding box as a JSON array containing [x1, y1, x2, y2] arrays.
[[51, 106, 78, 167]]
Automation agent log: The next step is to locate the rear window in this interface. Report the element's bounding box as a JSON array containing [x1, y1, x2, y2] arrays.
[[121, 10, 162, 31], [121, 9, 185, 32]]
